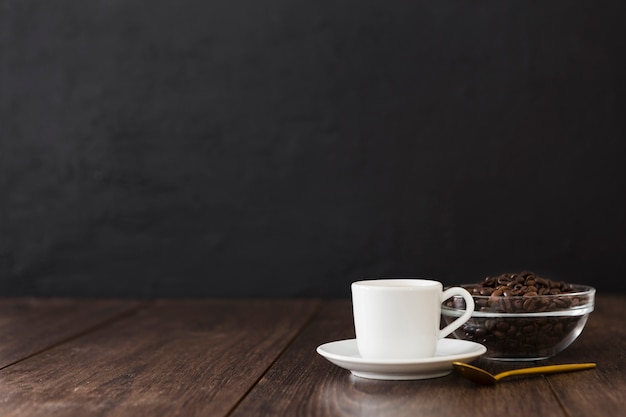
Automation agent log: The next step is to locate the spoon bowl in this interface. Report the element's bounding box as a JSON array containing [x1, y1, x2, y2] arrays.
[[452, 362, 596, 385]]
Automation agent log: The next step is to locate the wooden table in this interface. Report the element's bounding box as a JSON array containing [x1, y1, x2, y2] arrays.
[[0, 295, 623, 416]]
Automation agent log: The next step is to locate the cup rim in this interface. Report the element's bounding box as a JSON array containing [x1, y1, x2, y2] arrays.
[[352, 278, 441, 289]]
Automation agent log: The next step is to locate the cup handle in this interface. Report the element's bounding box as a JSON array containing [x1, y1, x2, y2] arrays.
[[439, 287, 475, 339]]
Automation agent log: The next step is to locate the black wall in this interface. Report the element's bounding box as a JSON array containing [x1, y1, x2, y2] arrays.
[[1, 1, 624, 297]]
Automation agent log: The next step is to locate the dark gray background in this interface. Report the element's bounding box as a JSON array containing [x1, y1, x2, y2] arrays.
[[1, 1, 624, 297]]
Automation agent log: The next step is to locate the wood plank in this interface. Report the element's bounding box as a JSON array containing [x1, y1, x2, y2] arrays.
[[0, 299, 320, 417], [541, 295, 626, 417], [0, 298, 143, 368], [230, 299, 568, 417]]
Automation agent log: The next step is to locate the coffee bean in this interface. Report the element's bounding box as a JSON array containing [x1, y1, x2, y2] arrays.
[[475, 328, 487, 339], [541, 323, 553, 333], [484, 276, 497, 286], [523, 298, 533, 310], [493, 330, 507, 339], [496, 321, 510, 332], [554, 298, 568, 308], [497, 276, 511, 285], [480, 287, 493, 296]]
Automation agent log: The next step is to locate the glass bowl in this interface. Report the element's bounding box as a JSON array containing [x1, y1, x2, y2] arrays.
[[441, 283, 595, 361]]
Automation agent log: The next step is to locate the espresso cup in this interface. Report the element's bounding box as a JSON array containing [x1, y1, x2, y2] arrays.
[[351, 279, 475, 359]]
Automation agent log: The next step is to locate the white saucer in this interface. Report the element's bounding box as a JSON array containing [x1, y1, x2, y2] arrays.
[[316, 338, 486, 380]]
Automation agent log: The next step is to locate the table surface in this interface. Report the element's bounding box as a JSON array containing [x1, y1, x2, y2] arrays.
[[0, 295, 623, 417]]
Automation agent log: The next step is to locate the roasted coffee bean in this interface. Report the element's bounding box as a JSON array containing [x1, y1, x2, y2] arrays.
[[497, 276, 511, 285], [496, 321, 510, 332], [453, 272, 578, 307], [483, 276, 497, 287], [541, 323, 553, 333], [475, 328, 487, 339], [480, 287, 493, 296], [493, 330, 507, 339], [554, 298, 568, 308]]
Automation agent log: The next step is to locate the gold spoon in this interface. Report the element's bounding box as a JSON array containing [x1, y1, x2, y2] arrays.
[[452, 361, 596, 385]]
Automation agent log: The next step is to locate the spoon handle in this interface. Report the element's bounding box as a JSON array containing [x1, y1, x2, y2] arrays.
[[497, 363, 596, 381]]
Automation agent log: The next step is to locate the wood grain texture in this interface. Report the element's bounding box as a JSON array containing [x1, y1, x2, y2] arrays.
[[230, 300, 568, 417], [0, 296, 622, 416], [0, 298, 143, 368], [541, 294, 626, 417], [0, 299, 321, 417]]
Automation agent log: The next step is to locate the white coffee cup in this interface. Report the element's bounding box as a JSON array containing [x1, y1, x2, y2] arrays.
[[351, 279, 475, 359]]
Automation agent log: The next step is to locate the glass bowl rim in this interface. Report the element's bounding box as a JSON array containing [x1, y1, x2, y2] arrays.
[[445, 283, 595, 300], [442, 284, 595, 318]]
